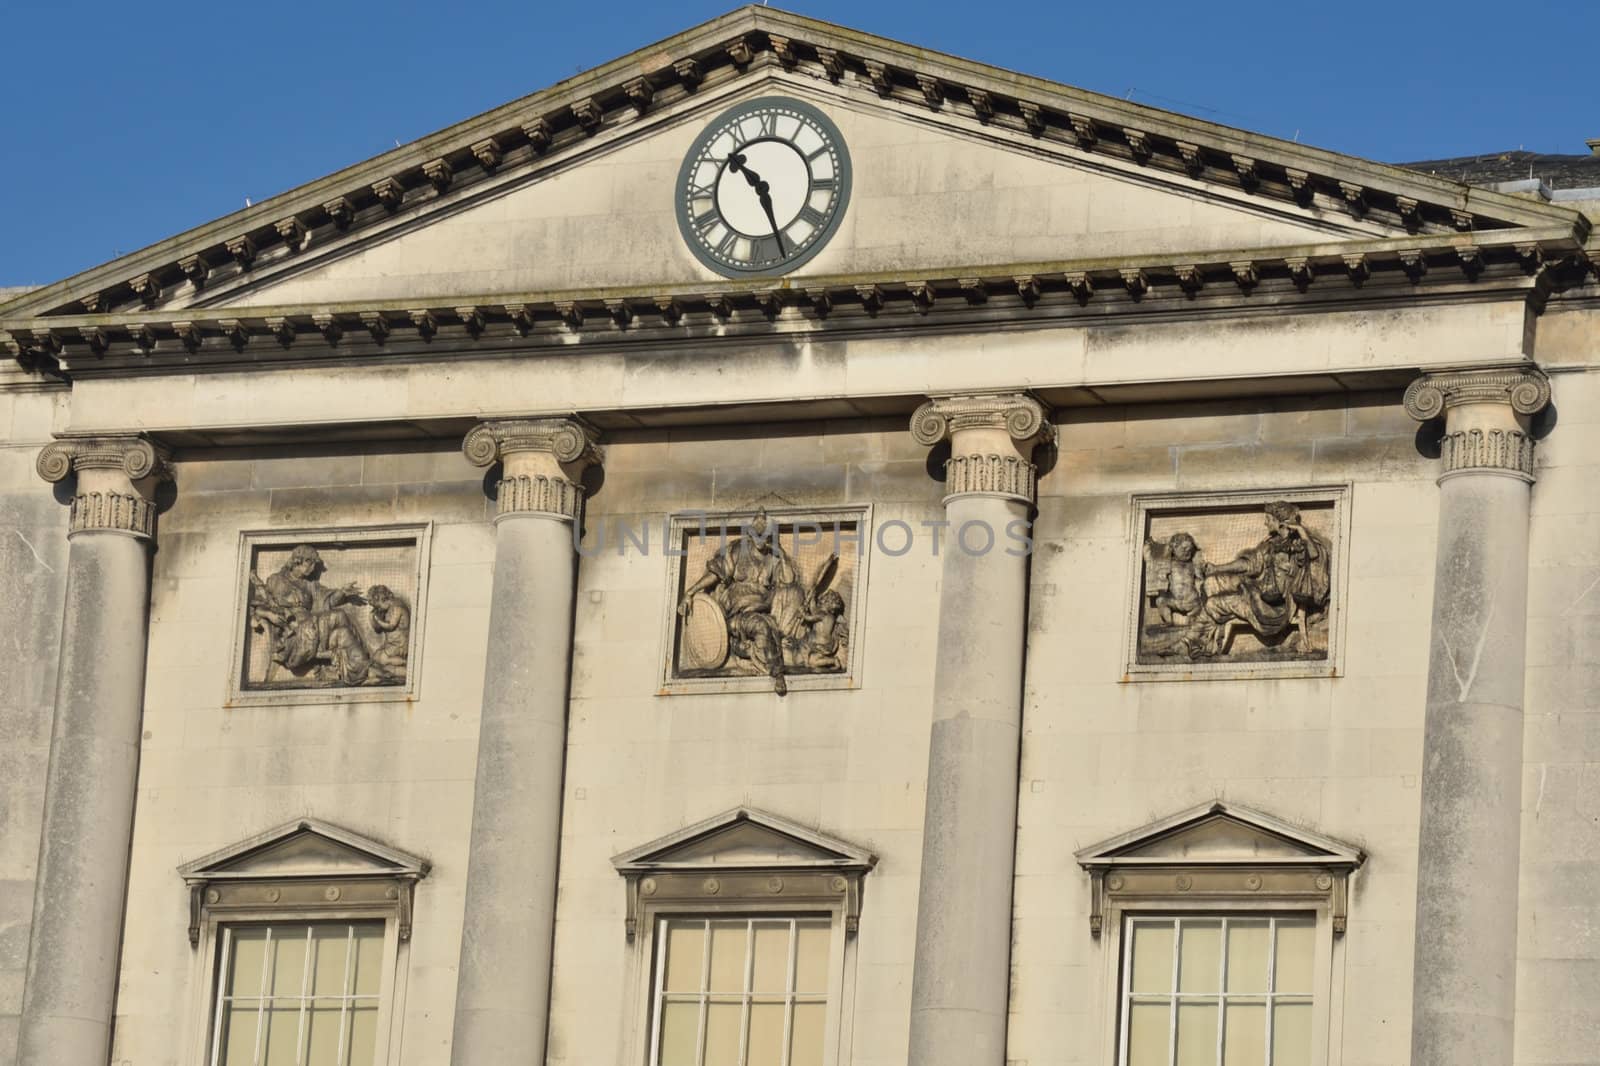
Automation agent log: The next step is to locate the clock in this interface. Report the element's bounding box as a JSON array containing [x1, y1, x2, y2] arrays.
[[675, 96, 852, 278]]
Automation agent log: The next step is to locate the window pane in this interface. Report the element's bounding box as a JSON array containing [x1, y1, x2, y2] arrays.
[[1272, 1001, 1312, 1066], [347, 1003, 379, 1066], [1225, 921, 1270, 994], [791, 1001, 825, 1066], [1130, 921, 1175, 995], [261, 1004, 302, 1066], [703, 1001, 742, 1066], [1178, 921, 1222, 994], [1222, 1000, 1266, 1066], [351, 925, 384, 997], [752, 923, 790, 994], [1273, 921, 1315, 994], [305, 1001, 343, 1065], [218, 1002, 261, 1066], [1175, 1000, 1218, 1066], [227, 929, 269, 997], [795, 922, 829, 995], [747, 1001, 786, 1066], [658, 1001, 700, 1066], [310, 926, 350, 997], [1126, 1002, 1170, 1066], [708, 923, 747, 994], [269, 931, 308, 996], [663, 923, 705, 994]]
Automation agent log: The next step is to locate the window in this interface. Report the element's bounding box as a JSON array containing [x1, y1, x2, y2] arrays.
[[212, 923, 385, 1066], [1120, 916, 1315, 1066], [613, 808, 876, 1066], [178, 819, 430, 1066], [651, 917, 830, 1066], [1076, 802, 1364, 1066]]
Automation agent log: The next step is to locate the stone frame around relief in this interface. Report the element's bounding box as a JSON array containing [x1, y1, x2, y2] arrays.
[[656, 505, 873, 696], [226, 523, 433, 707], [1121, 486, 1351, 682]]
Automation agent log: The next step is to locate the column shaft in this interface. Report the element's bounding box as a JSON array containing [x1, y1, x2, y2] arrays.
[[450, 517, 577, 1062], [910, 493, 1030, 1065], [1405, 368, 1549, 1066], [451, 418, 599, 1065], [19, 437, 167, 1066], [906, 393, 1049, 1066]]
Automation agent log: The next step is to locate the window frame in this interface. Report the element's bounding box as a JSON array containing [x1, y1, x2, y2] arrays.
[[188, 906, 410, 1066], [646, 902, 844, 1062], [1112, 910, 1329, 1066]]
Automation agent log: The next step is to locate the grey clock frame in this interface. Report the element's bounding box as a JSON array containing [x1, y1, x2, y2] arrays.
[[675, 95, 853, 279]]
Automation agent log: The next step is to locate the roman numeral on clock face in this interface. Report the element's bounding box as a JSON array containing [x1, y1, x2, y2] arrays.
[[798, 204, 828, 227]]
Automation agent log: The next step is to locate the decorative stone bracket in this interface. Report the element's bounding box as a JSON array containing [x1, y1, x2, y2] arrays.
[[36, 434, 172, 539], [462, 416, 602, 521]]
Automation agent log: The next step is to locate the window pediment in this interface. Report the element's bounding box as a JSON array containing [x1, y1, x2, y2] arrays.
[[613, 808, 876, 939], [178, 818, 430, 945], [1076, 801, 1364, 937]]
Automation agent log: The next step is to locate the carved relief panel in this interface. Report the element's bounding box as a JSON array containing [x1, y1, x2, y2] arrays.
[[1124, 488, 1349, 681], [229, 524, 432, 706], [659, 507, 871, 695]]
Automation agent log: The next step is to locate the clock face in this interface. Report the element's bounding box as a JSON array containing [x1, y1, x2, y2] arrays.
[[675, 96, 852, 278]]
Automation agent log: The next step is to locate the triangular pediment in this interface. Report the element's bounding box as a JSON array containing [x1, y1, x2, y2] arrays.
[[1076, 801, 1364, 869], [613, 807, 876, 872], [1, 4, 1585, 349], [178, 818, 430, 882]]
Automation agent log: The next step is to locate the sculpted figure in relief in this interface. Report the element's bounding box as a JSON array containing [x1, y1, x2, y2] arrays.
[[1141, 501, 1332, 661], [677, 509, 848, 694], [247, 545, 405, 687], [365, 584, 411, 682]]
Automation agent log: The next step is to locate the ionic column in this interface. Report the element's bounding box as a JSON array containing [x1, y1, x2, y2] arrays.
[[452, 418, 600, 1064], [907, 392, 1052, 1066], [18, 435, 171, 1066], [1403, 366, 1551, 1066]]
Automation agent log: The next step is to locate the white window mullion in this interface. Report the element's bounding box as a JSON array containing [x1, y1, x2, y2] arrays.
[[698, 920, 713, 1066], [1216, 918, 1229, 1066], [1168, 919, 1180, 1066], [255, 926, 275, 1066], [783, 918, 798, 1066], [336, 923, 355, 1066], [1266, 919, 1278, 1066], [294, 925, 312, 1065], [739, 920, 755, 1066], [650, 918, 669, 1066]]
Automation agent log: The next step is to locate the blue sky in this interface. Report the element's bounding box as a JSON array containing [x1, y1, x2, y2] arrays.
[[2, 0, 1594, 287]]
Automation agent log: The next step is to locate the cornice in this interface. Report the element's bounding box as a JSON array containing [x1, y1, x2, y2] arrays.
[[4, 230, 1587, 373], [0, 4, 1587, 346]]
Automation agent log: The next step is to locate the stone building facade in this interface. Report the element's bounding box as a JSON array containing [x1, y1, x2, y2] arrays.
[[1, 8, 1597, 1066]]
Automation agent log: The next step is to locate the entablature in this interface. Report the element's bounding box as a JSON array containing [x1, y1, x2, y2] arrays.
[[4, 227, 1586, 375]]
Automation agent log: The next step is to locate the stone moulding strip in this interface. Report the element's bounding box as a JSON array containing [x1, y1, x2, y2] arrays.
[[2, 10, 1585, 328], [5, 229, 1587, 369]]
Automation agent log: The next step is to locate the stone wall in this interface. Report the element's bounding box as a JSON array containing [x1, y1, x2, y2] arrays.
[[108, 442, 494, 1065], [0, 387, 69, 1066]]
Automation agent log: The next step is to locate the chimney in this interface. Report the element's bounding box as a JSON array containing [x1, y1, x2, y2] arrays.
[[1588, 138, 1600, 157]]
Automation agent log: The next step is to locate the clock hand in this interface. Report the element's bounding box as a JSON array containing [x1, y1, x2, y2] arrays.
[[727, 153, 786, 255]]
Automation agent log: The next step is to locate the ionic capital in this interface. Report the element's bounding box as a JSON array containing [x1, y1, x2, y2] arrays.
[[910, 392, 1053, 504], [1403, 365, 1552, 422], [36, 434, 172, 539], [462, 417, 602, 521], [462, 417, 602, 468], [1404, 366, 1551, 483]]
